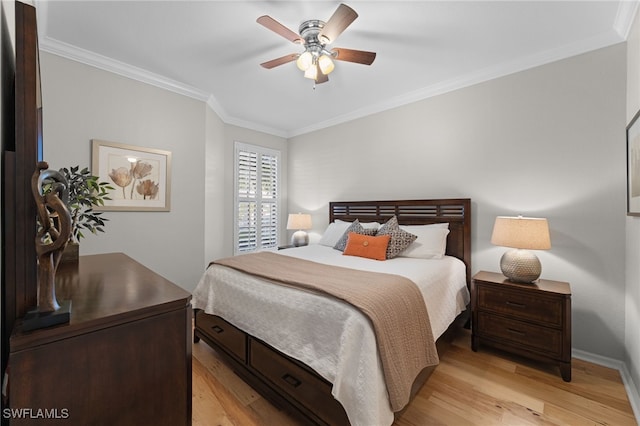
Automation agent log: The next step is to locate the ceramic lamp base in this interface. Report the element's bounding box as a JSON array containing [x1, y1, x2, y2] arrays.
[[500, 249, 541, 283], [291, 230, 309, 247]]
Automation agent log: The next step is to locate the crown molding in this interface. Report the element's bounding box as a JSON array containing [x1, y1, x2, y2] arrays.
[[205, 95, 288, 138], [222, 116, 289, 139], [614, 0, 640, 40], [288, 30, 625, 138], [38, 36, 211, 103], [36, 12, 628, 140], [38, 34, 290, 138]]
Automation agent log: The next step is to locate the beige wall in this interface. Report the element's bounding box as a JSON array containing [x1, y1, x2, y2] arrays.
[[289, 44, 628, 360], [626, 5, 640, 410], [204, 104, 227, 264], [40, 52, 207, 291]]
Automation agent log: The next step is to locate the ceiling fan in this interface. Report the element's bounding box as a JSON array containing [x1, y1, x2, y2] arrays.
[[257, 3, 376, 84]]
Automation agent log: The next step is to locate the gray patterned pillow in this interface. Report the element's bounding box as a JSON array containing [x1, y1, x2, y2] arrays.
[[376, 216, 417, 259], [333, 220, 376, 251]]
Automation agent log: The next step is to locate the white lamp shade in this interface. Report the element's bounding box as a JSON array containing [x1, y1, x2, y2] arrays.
[[304, 64, 318, 80], [318, 54, 335, 75], [491, 216, 551, 250], [296, 51, 313, 71], [287, 213, 312, 230]]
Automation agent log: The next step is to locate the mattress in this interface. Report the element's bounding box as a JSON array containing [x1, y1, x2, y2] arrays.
[[192, 244, 469, 426]]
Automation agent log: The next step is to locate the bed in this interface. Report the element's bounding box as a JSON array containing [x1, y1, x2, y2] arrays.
[[192, 198, 471, 426]]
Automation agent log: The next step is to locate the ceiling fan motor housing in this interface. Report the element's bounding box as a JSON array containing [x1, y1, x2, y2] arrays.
[[299, 19, 325, 44]]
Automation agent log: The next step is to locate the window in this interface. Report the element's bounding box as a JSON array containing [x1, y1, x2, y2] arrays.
[[234, 142, 281, 254]]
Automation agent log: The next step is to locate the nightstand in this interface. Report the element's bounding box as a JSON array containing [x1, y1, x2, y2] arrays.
[[278, 244, 296, 250], [471, 271, 572, 381]]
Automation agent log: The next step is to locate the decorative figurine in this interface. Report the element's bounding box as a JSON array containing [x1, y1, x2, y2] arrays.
[[23, 161, 73, 331]]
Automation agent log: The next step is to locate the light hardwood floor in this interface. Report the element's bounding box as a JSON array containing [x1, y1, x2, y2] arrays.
[[192, 328, 637, 425]]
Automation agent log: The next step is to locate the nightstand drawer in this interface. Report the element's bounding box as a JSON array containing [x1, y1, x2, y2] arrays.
[[478, 286, 563, 327], [477, 312, 562, 357]]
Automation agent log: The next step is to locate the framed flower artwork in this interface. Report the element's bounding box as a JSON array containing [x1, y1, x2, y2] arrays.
[[91, 139, 171, 211], [628, 110, 640, 216]]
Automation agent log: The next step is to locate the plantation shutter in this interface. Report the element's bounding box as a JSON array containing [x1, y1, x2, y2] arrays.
[[235, 142, 280, 254]]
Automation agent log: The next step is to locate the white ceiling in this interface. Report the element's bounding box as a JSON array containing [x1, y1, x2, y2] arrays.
[[36, 1, 637, 138]]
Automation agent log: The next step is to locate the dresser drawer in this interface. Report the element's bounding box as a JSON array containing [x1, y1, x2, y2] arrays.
[[196, 313, 247, 362], [477, 312, 562, 357], [477, 285, 563, 327], [249, 339, 342, 420]]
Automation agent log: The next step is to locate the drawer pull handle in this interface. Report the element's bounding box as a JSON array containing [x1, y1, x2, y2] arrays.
[[282, 373, 301, 388], [507, 328, 526, 336], [211, 325, 224, 334], [506, 301, 526, 309]]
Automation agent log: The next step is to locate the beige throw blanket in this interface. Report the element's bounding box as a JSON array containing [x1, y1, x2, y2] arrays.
[[212, 251, 439, 411]]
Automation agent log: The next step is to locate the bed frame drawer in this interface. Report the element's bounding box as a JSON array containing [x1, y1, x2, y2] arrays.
[[249, 338, 347, 425], [196, 312, 247, 362]]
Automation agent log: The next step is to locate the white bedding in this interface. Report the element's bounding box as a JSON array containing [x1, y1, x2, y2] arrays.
[[192, 244, 469, 426]]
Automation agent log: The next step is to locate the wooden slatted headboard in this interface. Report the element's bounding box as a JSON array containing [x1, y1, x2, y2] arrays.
[[329, 198, 472, 287]]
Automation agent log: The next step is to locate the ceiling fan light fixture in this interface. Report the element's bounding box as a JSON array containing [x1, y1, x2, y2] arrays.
[[304, 64, 318, 80], [296, 51, 313, 71], [318, 54, 335, 75]]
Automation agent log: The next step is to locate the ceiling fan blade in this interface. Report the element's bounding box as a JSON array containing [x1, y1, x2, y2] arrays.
[[260, 53, 298, 69], [319, 3, 358, 44], [257, 15, 304, 44], [332, 48, 376, 65]]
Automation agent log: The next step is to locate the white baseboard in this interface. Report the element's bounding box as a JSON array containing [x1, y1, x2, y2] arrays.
[[573, 349, 640, 424]]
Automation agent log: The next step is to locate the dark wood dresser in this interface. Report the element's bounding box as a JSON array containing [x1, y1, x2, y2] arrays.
[[8, 253, 192, 425], [471, 270, 572, 381]]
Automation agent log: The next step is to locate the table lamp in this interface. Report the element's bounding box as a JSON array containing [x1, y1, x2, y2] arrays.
[[287, 213, 312, 246], [491, 215, 551, 283]]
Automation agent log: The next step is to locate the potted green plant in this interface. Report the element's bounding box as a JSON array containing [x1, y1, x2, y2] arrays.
[[57, 166, 113, 262]]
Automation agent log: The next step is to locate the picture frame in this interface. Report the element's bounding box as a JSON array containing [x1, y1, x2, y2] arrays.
[[91, 139, 171, 211], [628, 110, 640, 216]]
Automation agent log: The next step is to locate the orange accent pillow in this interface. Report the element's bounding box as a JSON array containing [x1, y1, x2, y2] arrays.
[[343, 232, 391, 261]]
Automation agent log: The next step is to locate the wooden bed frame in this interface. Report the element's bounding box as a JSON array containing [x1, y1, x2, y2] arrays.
[[194, 198, 471, 425]]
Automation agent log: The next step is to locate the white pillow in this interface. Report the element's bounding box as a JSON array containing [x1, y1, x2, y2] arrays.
[[403, 222, 449, 229], [398, 225, 450, 259], [336, 219, 381, 230], [318, 221, 352, 247], [362, 221, 381, 230]]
